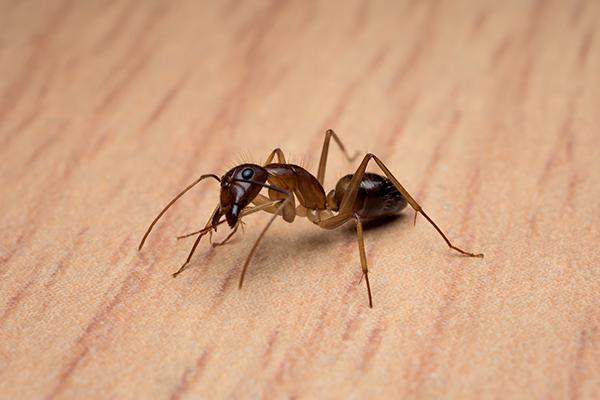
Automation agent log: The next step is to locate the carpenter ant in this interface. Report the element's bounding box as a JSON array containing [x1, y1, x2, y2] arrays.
[[138, 130, 483, 307]]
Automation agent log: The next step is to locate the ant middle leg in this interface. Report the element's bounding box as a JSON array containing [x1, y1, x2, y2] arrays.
[[338, 153, 483, 258], [263, 148, 287, 165], [317, 129, 360, 185]]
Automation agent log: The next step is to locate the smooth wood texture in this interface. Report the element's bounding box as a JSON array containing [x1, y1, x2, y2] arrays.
[[1, 1, 599, 399]]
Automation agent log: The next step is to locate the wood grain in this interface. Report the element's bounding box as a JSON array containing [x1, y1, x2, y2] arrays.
[[1, 0, 599, 398]]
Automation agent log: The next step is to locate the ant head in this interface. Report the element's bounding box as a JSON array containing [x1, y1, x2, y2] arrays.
[[217, 164, 268, 228]]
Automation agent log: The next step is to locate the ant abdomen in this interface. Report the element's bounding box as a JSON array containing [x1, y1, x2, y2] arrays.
[[331, 173, 408, 219]]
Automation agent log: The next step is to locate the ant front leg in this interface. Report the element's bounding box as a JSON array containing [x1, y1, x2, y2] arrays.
[[172, 209, 217, 278], [176, 205, 220, 242], [340, 153, 484, 258], [317, 129, 360, 185], [173, 199, 285, 277], [211, 223, 240, 247]]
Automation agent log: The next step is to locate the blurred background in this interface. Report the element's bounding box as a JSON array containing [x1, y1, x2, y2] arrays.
[[1, 1, 599, 399]]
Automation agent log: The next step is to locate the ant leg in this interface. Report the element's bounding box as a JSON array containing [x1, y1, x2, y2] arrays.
[[263, 148, 287, 165], [312, 211, 370, 306], [173, 199, 283, 277], [238, 195, 292, 289], [354, 214, 373, 308], [317, 129, 360, 185], [177, 229, 212, 240], [251, 193, 281, 214], [175, 205, 219, 240], [339, 154, 483, 258], [212, 223, 239, 247], [177, 200, 281, 239], [253, 189, 296, 222], [315, 211, 354, 229], [173, 225, 211, 277]]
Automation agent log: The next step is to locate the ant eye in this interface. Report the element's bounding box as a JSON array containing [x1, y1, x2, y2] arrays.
[[241, 168, 254, 180]]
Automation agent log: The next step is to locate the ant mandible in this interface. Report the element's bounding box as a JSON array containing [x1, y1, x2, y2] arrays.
[[138, 130, 483, 308]]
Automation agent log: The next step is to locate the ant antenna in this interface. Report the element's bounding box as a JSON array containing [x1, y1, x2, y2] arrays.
[[138, 174, 221, 250]]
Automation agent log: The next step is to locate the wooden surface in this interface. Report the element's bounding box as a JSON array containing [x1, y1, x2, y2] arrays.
[[1, 1, 599, 399]]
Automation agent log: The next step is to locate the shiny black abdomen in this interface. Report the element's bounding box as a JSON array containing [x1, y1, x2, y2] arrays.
[[334, 173, 407, 219]]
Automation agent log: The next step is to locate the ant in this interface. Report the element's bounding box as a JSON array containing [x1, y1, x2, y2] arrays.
[[138, 130, 483, 308]]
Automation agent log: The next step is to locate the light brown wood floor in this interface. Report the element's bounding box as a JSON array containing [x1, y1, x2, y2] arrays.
[[1, 1, 599, 399]]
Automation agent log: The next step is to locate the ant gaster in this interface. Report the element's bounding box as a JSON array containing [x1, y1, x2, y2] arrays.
[[139, 130, 483, 307]]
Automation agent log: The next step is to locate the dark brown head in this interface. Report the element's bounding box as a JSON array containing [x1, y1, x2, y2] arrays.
[[214, 164, 268, 228]]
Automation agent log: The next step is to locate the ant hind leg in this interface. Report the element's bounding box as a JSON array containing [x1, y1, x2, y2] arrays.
[[354, 214, 373, 308], [338, 153, 483, 258]]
